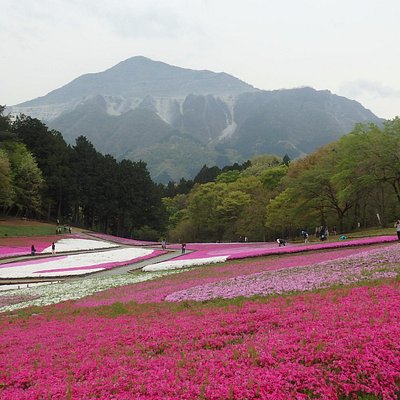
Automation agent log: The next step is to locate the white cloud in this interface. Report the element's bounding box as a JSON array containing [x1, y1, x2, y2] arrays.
[[339, 80, 400, 99]]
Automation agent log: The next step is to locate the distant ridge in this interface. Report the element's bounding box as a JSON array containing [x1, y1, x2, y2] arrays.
[[8, 56, 383, 183], [17, 56, 257, 108]]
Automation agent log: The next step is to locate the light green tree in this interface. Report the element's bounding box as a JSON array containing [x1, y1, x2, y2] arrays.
[[6, 142, 44, 216], [0, 149, 14, 209]]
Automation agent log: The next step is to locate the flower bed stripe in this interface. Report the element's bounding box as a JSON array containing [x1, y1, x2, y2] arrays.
[[165, 245, 400, 302], [35, 250, 166, 274], [0, 248, 160, 278], [143, 236, 397, 271], [227, 235, 398, 260]]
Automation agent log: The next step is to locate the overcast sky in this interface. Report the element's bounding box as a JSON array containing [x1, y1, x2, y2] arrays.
[[1, 0, 400, 119]]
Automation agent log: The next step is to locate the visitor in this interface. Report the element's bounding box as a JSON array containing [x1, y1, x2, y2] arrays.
[[276, 238, 287, 247], [161, 239, 166, 250], [301, 230, 309, 243], [31, 245, 36, 255], [395, 220, 400, 240], [181, 242, 186, 254], [51, 242, 56, 254]]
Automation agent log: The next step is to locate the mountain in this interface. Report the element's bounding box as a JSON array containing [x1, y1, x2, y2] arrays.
[[8, 56, 383, 182]]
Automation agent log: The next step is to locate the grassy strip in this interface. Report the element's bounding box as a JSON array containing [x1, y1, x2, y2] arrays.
[[0, 224, 56, 237]]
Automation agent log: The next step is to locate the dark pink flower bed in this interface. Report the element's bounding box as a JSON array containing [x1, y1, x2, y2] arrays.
[[167, 235, 398, 261], [85, 232, 159, 246], [0, 234, 79, 258], [0, 283, 399, 399]]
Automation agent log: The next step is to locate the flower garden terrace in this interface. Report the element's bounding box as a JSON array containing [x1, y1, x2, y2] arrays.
[[0, 234, 398, 310], [0, 232, 399, 398]]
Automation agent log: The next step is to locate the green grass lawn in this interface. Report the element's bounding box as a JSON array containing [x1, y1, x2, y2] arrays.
[[343, 226, 394, 238], [0, 223, 56, 237]]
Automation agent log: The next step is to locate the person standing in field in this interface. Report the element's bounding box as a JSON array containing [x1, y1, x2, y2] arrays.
[[395, 220, 400, 240]]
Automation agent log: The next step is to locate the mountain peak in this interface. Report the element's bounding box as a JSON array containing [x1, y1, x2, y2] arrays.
[[16, 56, 257, 108]]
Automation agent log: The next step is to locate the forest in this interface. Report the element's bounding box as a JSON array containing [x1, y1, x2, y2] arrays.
[[1, 105, 400, 242]]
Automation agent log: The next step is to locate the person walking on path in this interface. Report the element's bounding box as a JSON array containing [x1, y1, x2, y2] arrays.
[[181, 242, 186, 254], [301, 230, 309, 244], [395, 220, 400, 240], [31, 245, 36, 255], [51, 242, 56, 254]]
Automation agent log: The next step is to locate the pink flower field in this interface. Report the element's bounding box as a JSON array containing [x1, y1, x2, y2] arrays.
[[86, 232, 159, 246], [0, 235, 72, 258], [145, 235, 398, 271], [0, 236, 399, 399], [165, 244, 400, 302], [77, 244, 392, 306], [0, 283, 399, 399]]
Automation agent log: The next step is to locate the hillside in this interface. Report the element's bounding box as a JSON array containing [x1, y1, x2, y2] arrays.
[[8, 57, 383, 182]]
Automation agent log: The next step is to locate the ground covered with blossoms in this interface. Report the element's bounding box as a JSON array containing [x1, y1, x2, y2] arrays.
[[0, 282, 399, 399], [0, 234, 399, 399]]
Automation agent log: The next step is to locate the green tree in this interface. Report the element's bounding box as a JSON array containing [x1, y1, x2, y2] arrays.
[[70, 136, 100, 227], [241, 154, 282, 177], [4, 142, 44, 216], [12, 115, 74, 220], [193, 164, 221, 184], [230, 176, 269, 241], [215, 170, 241, 184], [0, 149, 14, 209], [186, 182, 222, 241], [265, 189, 298, 238], [278, 145, 353, 233], [260, 164, 288, 191], [333, 121, 400, 226]]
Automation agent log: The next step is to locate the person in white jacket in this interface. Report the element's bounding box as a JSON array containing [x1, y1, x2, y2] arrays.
[[395, 220, 400, 240]]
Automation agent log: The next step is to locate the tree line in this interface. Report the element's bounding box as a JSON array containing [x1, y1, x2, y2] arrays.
[[2, 104, 399, 242], [0, 107, 165, 239], [163, 119, 400, 242]]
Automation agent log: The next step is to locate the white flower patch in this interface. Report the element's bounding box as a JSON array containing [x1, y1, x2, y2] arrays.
[[0, 248, 153, 278], [42, 238, 119, 253], [0, 282, 53, 291], [0, 269, 182, 313], [143, 256, 228, 271]]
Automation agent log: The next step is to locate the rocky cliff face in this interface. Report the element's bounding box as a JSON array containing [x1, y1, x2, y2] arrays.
[[8, 57, 382, 182]]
